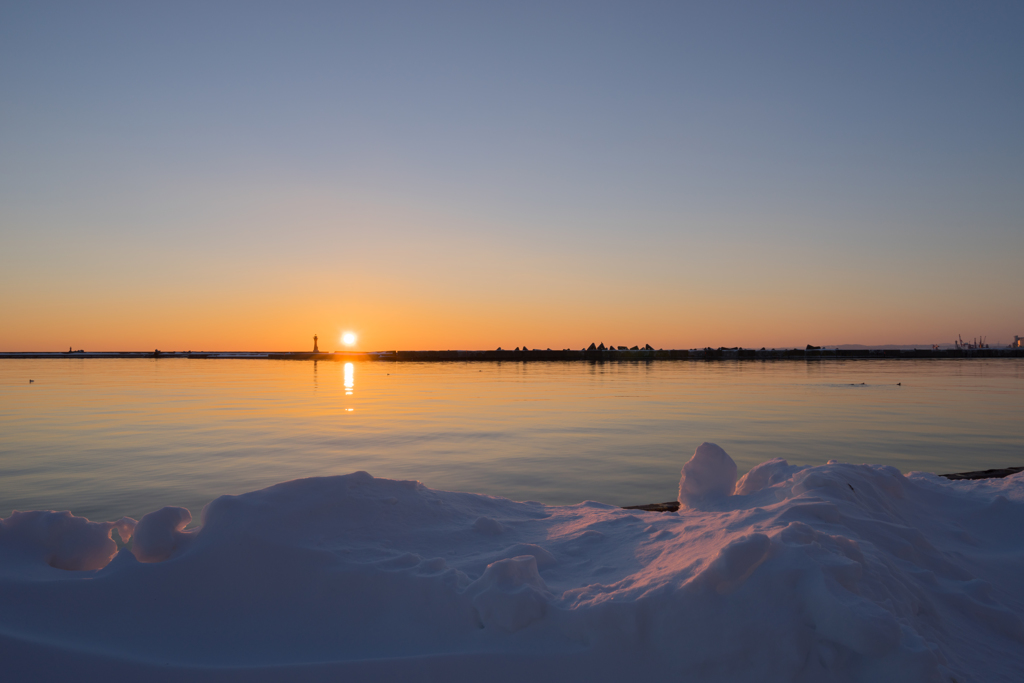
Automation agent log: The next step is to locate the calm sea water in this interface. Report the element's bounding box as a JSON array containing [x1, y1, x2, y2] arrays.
[[1, 359, 1022, 523]]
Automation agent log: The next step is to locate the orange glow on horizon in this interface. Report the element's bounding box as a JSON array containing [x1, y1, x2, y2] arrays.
[[0, 231, 1018, 352]]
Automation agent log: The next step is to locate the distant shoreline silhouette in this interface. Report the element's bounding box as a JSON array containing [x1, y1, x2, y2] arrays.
[[3, 347, 1021, 361]]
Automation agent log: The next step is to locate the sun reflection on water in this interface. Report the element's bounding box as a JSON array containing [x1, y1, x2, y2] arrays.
[[344, 362, 354, 395]]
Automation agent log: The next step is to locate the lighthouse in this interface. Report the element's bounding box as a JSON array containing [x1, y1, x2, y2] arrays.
[[313, 334, 319, 353]]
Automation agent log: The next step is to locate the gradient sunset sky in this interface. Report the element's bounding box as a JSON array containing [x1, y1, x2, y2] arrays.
[[2, 2, 1022, 351]]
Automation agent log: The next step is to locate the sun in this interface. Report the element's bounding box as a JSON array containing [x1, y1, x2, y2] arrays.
[[341, 332, 357, 346]]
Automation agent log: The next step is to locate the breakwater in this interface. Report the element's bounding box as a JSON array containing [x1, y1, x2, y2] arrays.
[[3, 348, 1022, 361]]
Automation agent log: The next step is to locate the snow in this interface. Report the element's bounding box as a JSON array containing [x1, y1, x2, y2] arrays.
[[735, 456, 809, 495], [0, 510, 135, 573], [1, 444, 1022, 682], [678, 441, 739, 506], [131, 505, 193, 563]]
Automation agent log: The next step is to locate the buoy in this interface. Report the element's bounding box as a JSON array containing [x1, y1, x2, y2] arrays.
[[29, 379, 34, 383]]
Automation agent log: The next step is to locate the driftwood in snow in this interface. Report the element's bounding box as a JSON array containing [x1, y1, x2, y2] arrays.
[[940, 466, 1023, 481], [622, 501, 680, 512]]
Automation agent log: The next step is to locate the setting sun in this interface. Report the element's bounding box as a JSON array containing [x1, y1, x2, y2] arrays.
[[341, 332, 356, 346]]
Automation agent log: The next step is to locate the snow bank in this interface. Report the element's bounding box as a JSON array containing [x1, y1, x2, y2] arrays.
[[1, 448, 1022, 683]]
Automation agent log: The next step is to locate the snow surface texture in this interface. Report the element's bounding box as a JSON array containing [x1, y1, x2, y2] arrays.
[[1, 444, 1022, 683]]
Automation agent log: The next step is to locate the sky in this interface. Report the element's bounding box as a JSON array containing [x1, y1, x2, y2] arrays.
[[2, 1, 1022, 351]]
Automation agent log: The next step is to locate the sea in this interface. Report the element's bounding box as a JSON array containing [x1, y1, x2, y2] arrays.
[[1, 358, 1022, 523]]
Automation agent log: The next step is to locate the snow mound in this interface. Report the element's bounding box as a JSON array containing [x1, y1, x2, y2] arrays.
[[132, 506, 194, 563], [1, 457, 1023, 682], [677, 441, 738, 506], [467, 554, 552, 632], [0, 510, 134, 574], [735, 457, 808, 495]]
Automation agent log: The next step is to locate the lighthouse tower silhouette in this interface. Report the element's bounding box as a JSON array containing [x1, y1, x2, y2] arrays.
[[313, 334, 319, 353]]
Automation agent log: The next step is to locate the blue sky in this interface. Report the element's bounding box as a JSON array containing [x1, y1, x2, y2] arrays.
[[2, 2, 1022, 349]]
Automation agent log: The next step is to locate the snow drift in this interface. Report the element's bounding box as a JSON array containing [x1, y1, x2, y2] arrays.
[[1, 444, 1022, 682]]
